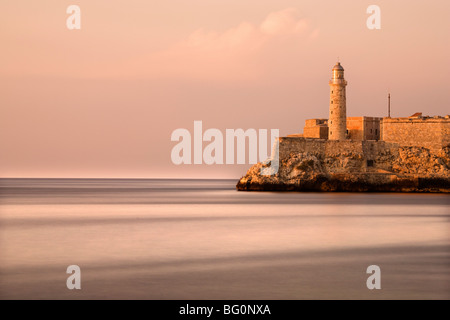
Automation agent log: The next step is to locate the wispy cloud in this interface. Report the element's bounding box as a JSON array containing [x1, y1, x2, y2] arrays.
[[121, 8, 319, 81], [183, 8, 314, 50], [260, 8, 310, 36]]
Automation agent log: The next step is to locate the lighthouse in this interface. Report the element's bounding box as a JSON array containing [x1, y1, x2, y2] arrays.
[[328, 62, 347, 140]]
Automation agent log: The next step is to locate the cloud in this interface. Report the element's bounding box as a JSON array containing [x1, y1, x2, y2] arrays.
[[260, 8, 309, 36], [154, 8, 317, 80], [0, 7, 319, 81], [185, 22, 258, 50], [106, 8, 319, 81], [180, 8, 315, 52]]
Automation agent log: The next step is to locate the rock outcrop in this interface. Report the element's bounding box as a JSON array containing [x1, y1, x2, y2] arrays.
[[236, 140, 450, 193]]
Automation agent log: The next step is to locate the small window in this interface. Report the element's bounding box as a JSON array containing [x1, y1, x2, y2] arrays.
[[367, 160, 374, 167], [370, 129, 373, 133], [331, 101, 333, 104], [375, 129, 378, 135], [331, 91, 334, 94], [331, 111, 333, 114], [330, 131, 332, 135]]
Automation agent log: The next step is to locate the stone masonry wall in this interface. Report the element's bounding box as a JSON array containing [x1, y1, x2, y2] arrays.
[[328, 83, 347, 140], [346, 117, 364, 141], [278, 137, 397, 161], [303, 126, 328, 139], [382, 118, 450, 151], [238, 137, 450, 192], [442, 121, 450, 148]]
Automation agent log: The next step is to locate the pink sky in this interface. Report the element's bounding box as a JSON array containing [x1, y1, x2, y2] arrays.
[[1, 0, 449, 178]]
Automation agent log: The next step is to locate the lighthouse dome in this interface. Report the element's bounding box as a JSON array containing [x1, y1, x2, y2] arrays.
[[332, 62, 344, 71]]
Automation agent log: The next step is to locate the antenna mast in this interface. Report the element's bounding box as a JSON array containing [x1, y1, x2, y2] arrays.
[[388, 93, 391, 117]]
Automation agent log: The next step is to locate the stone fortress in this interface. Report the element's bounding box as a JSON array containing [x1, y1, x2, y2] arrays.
[[237, 62, 450, 192], [291, 62, 450, 151]]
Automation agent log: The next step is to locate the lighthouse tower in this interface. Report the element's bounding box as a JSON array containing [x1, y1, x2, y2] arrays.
[[328, 62, 347, 140]]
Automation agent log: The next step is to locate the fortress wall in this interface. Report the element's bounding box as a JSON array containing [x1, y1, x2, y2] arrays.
[[362, 140, 399, 160], [442, 122, 450, 148], [324, 140, 364, 156], [278, 137, 396, 161], [277, 138, 406, 174], [382, 118, 450, 151], [363, 117, 381, 141], [278, 137, 326, 159]]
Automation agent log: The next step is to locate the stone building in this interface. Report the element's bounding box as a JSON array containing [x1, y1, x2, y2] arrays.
[[347, 117, 381, 141], [299, 62, 449, 149], [301, 116, 382, 141], [302, 119, 328, 139]]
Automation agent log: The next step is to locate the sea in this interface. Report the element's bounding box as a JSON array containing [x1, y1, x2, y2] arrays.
[[0, 178, 449, 299]]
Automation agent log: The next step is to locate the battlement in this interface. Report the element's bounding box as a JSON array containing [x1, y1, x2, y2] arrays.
[[384, 114, 450, 122]]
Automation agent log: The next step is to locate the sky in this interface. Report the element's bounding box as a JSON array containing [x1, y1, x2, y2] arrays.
[[1, 0, 449, 178]]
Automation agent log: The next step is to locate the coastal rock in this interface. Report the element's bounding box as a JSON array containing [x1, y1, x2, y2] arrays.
[[237, 143, 450, 193]]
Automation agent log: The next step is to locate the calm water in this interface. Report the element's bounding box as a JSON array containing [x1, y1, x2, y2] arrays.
[[0, 178, 449, 299]]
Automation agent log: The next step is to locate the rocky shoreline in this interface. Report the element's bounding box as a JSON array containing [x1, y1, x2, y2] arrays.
[[236, 144, 450, 193]]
